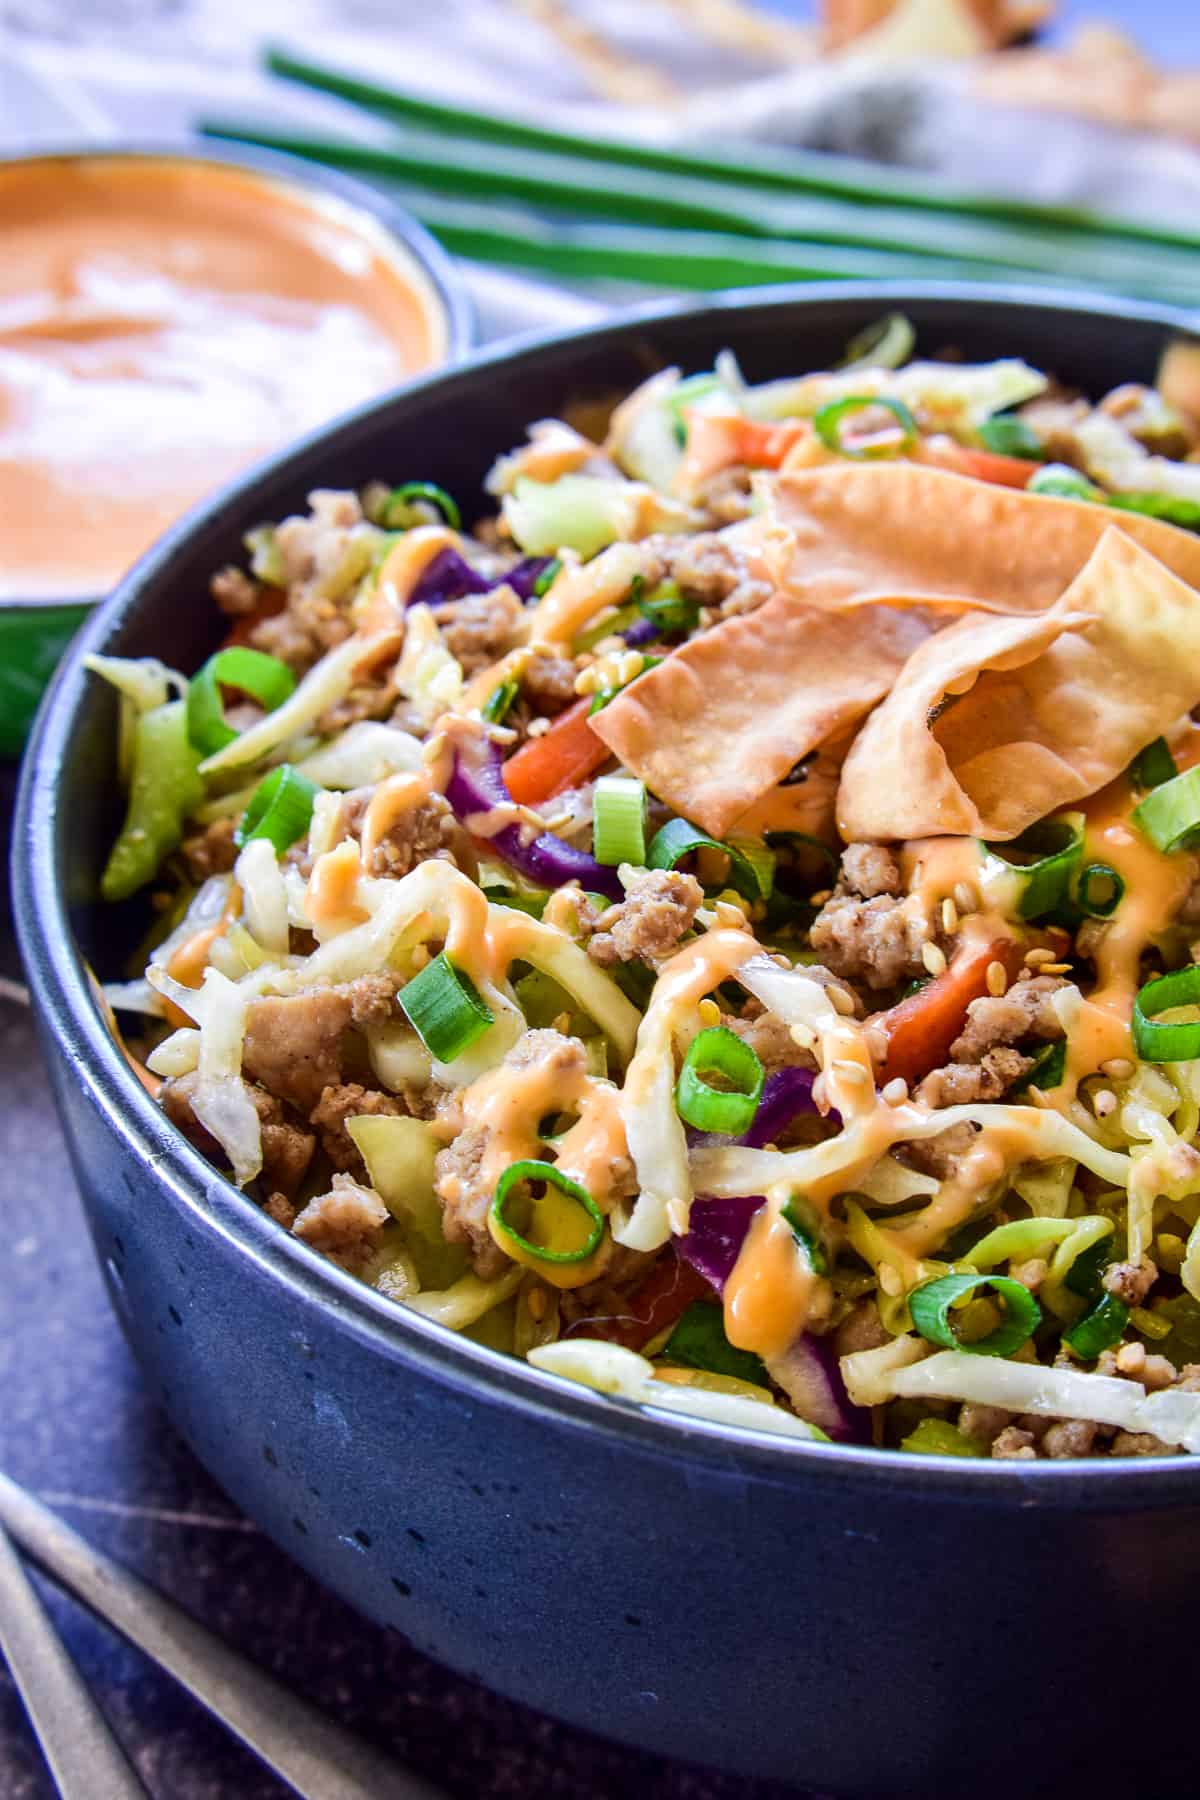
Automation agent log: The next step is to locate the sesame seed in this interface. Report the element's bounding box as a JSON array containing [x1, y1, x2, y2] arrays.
[[789, 1022, 816, 1050], [714, 900, 749, 931], [921, 941, 948, 977], [953, 882, 977, 914], [1093, 1088, 1117, 1118], [1025, 946, 1055, 967], [829, 985, 856, 1017], [1039, 962, 1073, 976], [573, 667, 602, 695], [698, 997, 721, 1027], [941, 897, 958, 934], [1116, 1342, 1145, 1375], [1100, 1057, 1135, 1081], [527, 717, 550, 737], [865, 1025, 889, 1063], [882, 1077, 909, 1106], [527, 1287, 547, 1322], [986, 960, 1008, 997]]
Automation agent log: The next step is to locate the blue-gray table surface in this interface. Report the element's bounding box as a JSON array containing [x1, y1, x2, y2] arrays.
[[0, 759, 810, 1798]]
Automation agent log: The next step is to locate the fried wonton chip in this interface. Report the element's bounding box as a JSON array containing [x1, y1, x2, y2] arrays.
[[590, 594, 931, 837], [767, 463, 1200, 612], [837, 528, 1200, 842]]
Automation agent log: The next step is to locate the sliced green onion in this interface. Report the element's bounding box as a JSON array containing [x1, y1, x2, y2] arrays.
[[909, 1272, 1041, 1357], [482, 680, 518, 723], [592, 775, 646, 866], [675, 1026, 764, 1135], [1075, 862, 1125, 919], [1133, 966, 1200, 1062], [482, 885, 547, 918], [186, 647, 296, 755], [1018, 1040, 1067, 1093], [647, 817, 769, 902], [588, 654, 661, 715], [978, 414, 1045, 460], [399, 952, 494, 1061], [1063, 1293, 1129, 1360], [839, 312, 915, 372], [490, 1160, 604, 1265], [235, 764, 319, 854], [1027, 463, 1103, 501], [1129, 736, 1176, 790], [636, 577, 700, 637], [1133, 765, 1200, 853], [1064, 1236, 1111, 1301], [782, 1196, 828, 1275], [1108, 490, 1200, 533], [813, 394, 917, 460], [381, 481, 461, 530], [661, 1300, 768, 1384], [899, 1418, 987, 1458], [727, 836, 776, 902], [532, 557, 561, 597], [982, 814, 1083, 919], [100, 700, 204, 902]]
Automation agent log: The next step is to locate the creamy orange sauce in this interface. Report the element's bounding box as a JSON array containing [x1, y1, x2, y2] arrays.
[[0, 154, 446, 600], [725, 1201, 829, 1358], [360, 771, 433, 867], [462, 1050, 627, 1288], [306, 839, 369, 927], [1068, 772, 1200, 1082], [361, 526, 463, 632]]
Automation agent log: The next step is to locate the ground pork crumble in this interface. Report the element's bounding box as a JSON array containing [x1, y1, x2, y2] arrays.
[[809, 845, 944, 991], [585, 868, 703, 966]]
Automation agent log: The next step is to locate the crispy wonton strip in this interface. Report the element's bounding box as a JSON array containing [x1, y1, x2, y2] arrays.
[[838, 528, 1200, 842], [590, 594, 932, 838], [766, 463, 1200, 613]]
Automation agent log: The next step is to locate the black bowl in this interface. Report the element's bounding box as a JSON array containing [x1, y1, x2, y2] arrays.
[[15, 285, 1200, 1798]]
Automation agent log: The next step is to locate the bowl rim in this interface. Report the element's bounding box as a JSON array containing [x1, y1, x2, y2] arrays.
[[0, 134, 473, 618], [16, 276, 1200, 1504]]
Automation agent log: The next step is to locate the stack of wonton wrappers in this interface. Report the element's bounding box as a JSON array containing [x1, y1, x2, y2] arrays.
[[590, 465, 1200, 844]]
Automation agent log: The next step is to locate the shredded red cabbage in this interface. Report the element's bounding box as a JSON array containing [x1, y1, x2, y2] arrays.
[[445, 736, 624, 900], [767, 1333, 867, 1443], [407, 547, 491, 608], [678, 1195, 764, 1290], [687, 1066, 823, 1153], [407, 550, 552, 610], [623, 616, 662, 649], [504, 556, 554, 601]]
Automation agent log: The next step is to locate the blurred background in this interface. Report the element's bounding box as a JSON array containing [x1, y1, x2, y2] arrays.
[[6, 0, 1200, 339]]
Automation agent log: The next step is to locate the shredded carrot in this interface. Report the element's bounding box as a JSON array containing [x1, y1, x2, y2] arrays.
[[875, 936, 1024, 1088], [916, 439, 1040, 490], [564, 1252, 712, 1349], [503, 697, 610, 806]]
